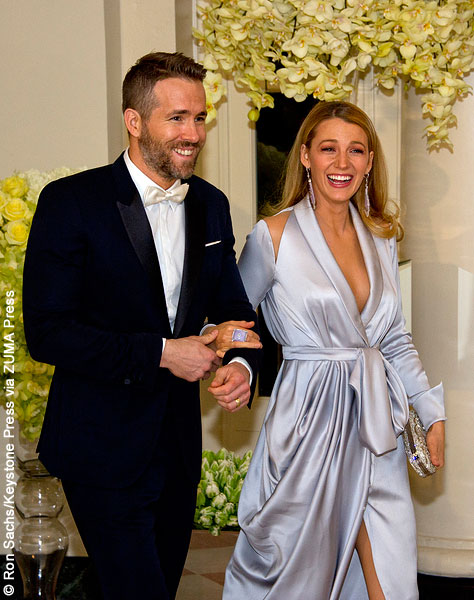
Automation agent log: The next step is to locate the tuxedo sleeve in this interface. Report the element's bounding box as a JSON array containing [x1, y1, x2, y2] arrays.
[[23, 182, 163, 390], [204, 193, 262, 402]]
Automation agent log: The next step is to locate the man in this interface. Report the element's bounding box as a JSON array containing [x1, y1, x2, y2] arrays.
[[23, 52, 261, 600]]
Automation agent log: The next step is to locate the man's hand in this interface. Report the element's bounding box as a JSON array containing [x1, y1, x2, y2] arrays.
[[160, 330, 220, 381], [208, 362, 251, 412], [426, 420, 445, 468], [205, 320, 262, 358]]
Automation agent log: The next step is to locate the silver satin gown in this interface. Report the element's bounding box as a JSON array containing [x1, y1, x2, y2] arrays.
[[223, 197, 445, 600]]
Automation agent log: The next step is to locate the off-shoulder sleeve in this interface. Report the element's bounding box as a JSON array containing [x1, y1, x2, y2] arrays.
[[380, 237, 446, 430], [238, 219, 276, 310]]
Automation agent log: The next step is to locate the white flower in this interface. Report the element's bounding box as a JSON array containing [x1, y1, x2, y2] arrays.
[[326, 37, 350, 66], [400, 41, 417, 60], [205, 482, 219, 498], [194, 0, 474, 149], [303, 1, 334, 22], [204, 71, 226, 105], [357, 52, 372, 69], [211, 493, 227, 509]]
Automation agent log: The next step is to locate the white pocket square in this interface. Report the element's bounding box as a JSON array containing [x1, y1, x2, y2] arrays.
[[205, 240, 221, 247]]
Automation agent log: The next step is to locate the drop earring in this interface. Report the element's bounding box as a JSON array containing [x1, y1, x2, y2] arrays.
[[364, 173, 370, 217], [306, 167, 316, 210]]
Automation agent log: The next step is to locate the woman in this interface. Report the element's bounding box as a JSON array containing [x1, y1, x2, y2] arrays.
[[222, 102, 445, 600]]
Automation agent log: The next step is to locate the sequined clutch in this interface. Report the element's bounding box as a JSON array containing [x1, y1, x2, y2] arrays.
[[402, 408, 436, 478]]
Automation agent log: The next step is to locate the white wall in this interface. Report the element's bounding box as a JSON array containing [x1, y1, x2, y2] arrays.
[[0, 0, 178, 558], [400, 74, 474, 576], [0, 0, 178, 177], [0, 0, 109, 175]]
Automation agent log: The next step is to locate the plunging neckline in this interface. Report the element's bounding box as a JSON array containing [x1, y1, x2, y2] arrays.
[[293, 197, 383, 341], [314, 207, 370, 315]]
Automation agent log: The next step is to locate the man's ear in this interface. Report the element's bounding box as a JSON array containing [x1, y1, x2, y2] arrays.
[[124, 108, 142, 138]]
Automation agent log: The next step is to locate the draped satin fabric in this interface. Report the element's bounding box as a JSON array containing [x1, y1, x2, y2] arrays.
[[223, 198, 445, 600]]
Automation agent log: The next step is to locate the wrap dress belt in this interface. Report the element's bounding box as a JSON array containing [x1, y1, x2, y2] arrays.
[[282, 346, 410, 456]]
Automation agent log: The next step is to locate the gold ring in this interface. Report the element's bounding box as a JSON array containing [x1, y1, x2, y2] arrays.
[[235, 398, 241, 407]]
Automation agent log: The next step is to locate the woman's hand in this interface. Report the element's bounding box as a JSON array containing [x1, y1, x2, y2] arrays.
[[426, 420, 445, 468], [204, 320, 262, 358]]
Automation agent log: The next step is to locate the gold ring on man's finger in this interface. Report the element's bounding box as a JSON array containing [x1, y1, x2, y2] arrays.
[[235, 398, 241, 407]]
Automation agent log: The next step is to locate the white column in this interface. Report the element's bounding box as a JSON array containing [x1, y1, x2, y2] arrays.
[[197, 82, 268, 453], [400, 74, 474, 577]]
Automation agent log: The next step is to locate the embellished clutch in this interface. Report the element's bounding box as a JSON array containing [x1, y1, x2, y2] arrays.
[[402, 408, 436, 478]]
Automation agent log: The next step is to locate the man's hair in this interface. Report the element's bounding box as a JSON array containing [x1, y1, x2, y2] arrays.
[[122, 52, 207, 120]]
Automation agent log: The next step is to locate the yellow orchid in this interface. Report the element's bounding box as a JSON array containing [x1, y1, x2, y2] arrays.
[[302, 0, 334, 22], [422, 97, 452, 119], [376, 74, 396, 89], [277, 63, 308, 83], [282, 35, 310, 59], [399, 41, 417, 60], [331, 15, 353, 34], [247, 90, 275, 111], [433, 6, 456, 26], [216, 30, 235, 49], [337, 57, 357, 80], [305, 72, 328, 97], [374, 48, 398, 68], [203, 71, 225, 122], [279, 79, 307, 101], [383, 6, 401, 21], [345, 0, 377, 18], [195, 0, 474, 148], [351, 31, 374, 54], [376, 41, 394, 59], [326, 37, 350, 66], [230, 21, 250, 42], [203, 54, 219, 70], [357, 52, 373, 69]]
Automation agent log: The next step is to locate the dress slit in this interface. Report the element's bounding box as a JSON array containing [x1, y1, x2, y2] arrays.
[[356, 519, 386, 600]]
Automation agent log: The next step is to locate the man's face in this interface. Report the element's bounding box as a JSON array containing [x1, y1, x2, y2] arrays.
[[138, 77, 207, 186]]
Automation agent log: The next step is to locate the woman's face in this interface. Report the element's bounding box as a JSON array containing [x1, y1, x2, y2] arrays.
[[300, 117, 373, 208]]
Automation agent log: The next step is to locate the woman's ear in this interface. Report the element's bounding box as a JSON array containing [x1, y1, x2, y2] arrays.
[[300, 144, 310, 169], [366, 150, 374, 175]]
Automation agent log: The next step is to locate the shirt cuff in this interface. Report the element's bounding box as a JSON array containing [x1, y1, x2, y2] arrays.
[[200, 323, 215, 335], [228, 357, 253, 386]]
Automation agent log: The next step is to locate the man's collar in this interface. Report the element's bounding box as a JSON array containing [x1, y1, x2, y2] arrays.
[[123, 149, 182, 201]]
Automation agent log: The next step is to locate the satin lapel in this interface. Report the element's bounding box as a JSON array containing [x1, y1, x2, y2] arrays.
[[112, 157, 170, 329], [173, 184, 206, 338], [294, 197, 368, 345], [349, 203, 383, 327]]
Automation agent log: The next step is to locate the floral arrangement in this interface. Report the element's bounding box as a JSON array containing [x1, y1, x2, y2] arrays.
[[194, 448, 252, 535], [194, 0, 474, 149], [0, 168, 81, 441]]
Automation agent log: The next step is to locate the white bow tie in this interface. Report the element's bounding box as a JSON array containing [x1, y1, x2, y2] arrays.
[[143, 183, 189, 207]]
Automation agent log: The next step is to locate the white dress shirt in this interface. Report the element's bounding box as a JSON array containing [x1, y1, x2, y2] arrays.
[[123, 151, 252, 382], [124, 149, 184, 331]]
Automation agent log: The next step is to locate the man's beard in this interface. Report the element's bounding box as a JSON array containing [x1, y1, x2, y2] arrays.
[[138, 124, 202, 183]]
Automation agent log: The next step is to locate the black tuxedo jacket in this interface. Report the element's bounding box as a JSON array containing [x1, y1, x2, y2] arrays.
[[23, 155, 260, 488]]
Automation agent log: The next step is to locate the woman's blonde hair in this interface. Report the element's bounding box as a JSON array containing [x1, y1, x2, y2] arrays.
[[271, 101, 402, 240]]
